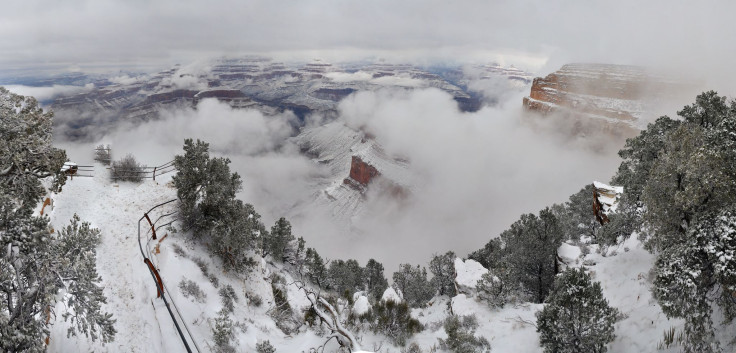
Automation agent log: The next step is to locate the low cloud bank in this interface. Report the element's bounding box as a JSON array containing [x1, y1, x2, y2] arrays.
[[56, 88, 632, 272]]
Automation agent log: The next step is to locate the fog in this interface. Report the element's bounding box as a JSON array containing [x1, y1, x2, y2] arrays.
[[3, 1, 736, 92], [55, 84, 627, 272]]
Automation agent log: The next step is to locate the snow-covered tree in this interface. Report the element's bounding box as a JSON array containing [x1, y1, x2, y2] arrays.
[[439, 315, 490, 353], [173, 138, 242, 237], [468, 237, 503, 271], [365, 299, 423, 346], [653, 207, 736, 353], [263, 217, 295, 262], [536, 268, 618, 353], [392, 264, 433, 307], [0, 88, 114, 351], [327, 259, 363, 297], [210, 201, 264, 272], [304, 247, 327, 288], [612, 116, 681, 206], [501, 207, 563, 303], [110, 153, 144, 182], [0, 87, 66, 209], [476, 271, 515, 309], [429, 251, 456, 297], [363, 258, 389, 301]]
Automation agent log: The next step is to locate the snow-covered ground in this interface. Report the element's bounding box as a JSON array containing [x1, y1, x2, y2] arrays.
[[43, 159, 720, 353]]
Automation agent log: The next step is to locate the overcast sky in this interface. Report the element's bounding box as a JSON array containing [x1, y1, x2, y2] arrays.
[[2, 0, 736, 78]]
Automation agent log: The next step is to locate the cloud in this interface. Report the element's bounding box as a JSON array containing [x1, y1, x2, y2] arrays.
[[2, 0, 736, 93], [281, 88, 624, 271], [4, 84, 93, 102]]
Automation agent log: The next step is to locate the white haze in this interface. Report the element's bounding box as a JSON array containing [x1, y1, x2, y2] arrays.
[[56, 87, 626, 272], [5, 84, 94, 102], [3, 1, 736, 92]]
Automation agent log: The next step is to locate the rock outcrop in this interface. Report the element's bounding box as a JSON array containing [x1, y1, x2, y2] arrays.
[[523, 63, 684, 137], [344, 156, 380, 189], [592, 181, 623, 225]]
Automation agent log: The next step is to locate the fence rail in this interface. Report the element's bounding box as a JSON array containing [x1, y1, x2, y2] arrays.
[[137, 199, 200, 353], [111, 160, 176, 182]]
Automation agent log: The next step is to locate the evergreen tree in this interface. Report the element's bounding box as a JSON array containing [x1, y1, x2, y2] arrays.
[[392, 264, 434, 307], [440, 315, 490, 353], [501, 207, 563, 303], [264, 217, 295, 262], [363, 258, 389, 301], [0, 87, 66, 208], [173, 139, 242, 237], [0, 88, 114, 351], [652, 207, 736, 353], [536, 268, 618, 353], [304, 247, 327, 288], [327, 259, 363, 297], [367, 299, 423, 346], [611, 115, 681, 205], [210, 201, 265, 272], [468, 238, 503, 270], [429, 251, 457, 297]]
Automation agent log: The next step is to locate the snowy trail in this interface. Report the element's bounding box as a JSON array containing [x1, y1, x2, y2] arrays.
[[47, 164, 183, 352]]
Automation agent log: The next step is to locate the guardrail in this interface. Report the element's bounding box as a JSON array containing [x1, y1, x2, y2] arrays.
[[137, 199, 201, 353], [112, 160, 176, 182]]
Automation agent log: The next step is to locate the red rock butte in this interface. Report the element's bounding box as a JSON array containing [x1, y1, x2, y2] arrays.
[[522, 63, 691, 138]]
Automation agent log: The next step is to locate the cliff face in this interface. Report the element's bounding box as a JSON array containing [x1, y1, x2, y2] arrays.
[[522, 63, 676, 137], [344, 156, 380, 188]]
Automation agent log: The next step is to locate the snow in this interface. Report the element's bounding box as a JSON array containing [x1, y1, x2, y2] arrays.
[[41, 155, 730, 352], [60, 161, 77, 172], [594, 180, 624, 214], [557, 243, 582, 268], [381, 287, 402, 302], [353, 295, 371, 316], [453, 257, 488, 294]]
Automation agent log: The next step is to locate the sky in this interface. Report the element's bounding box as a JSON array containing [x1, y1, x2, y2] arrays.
[[2, 0, 736, 82]]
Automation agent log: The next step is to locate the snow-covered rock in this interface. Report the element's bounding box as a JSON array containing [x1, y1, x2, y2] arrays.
[[453, 258, 488, 295], [381, 287, 402, 303], [353, 295, 371, 316], [593, 181, 624, 225], [557, 243, 582, 270]]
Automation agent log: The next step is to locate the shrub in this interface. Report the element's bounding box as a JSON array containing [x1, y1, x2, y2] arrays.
[[439, 315, 490, 353], [94, 144, 111, 165], [365, 300, 423, 346], [256, 340, 276, 353], [219, 285, 238, 313], [178, 279, 207, 303], [212, 309, 235, 353], [111, 154, 144, 182]]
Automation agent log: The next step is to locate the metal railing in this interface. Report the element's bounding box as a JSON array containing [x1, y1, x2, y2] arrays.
[[112, 160, 176, 182], [137, 199, 200, 353]]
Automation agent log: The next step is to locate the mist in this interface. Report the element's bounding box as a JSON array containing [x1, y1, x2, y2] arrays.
[[54, 83, 631, 272]]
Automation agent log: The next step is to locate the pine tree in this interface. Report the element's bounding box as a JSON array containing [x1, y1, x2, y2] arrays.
[[210, 201, 264, 272], [0, 88, 114, 351], [304, 247, 327, 288], [327, 259, 363, 297], [652, 207, 736, 353], [392, 264, 433, 307], [536, 268, 618, 353], [173, 139, 242, 237], [265, 217, 295, 262], [429, 251, 457, 297], [501, 207, 563, 303], [363, 258, 389, 301], [641, 92, 736, 351]]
